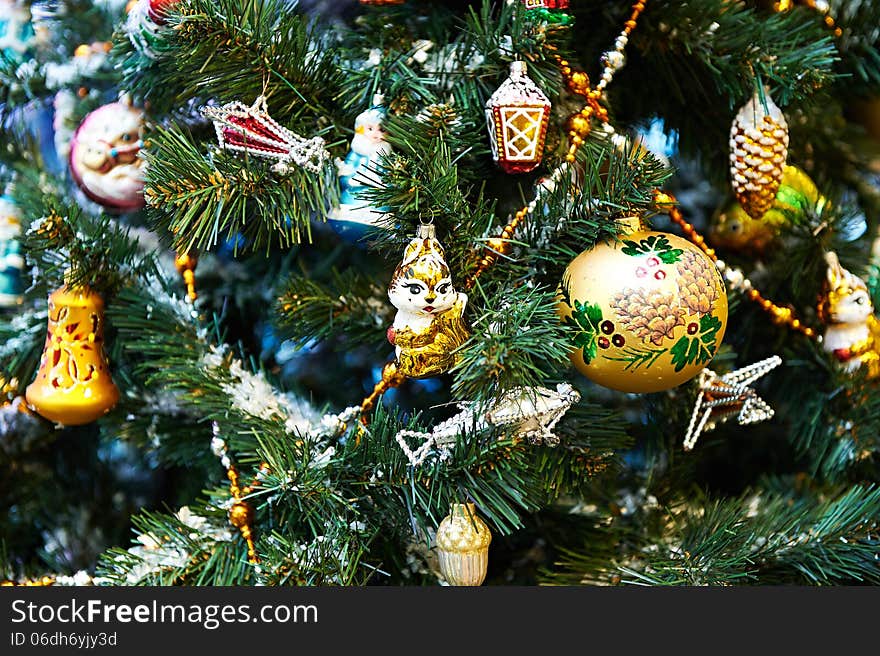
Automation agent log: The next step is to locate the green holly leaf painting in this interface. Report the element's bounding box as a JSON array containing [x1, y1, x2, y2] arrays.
[[621, 235, 684, 263], [698, 314, 723, 347], [561, 300, 603, 365], [669, 314, 723, 372], [621, 239, 644, 257], [657, 248, 684, 264], [669, 337, 691, 372]]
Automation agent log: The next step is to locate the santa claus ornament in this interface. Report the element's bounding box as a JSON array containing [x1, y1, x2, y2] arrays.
[[327, 95, 393, 241], [68, 102, 146, 212]]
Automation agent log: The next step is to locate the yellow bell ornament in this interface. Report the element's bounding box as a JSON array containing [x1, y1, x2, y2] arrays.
[[26, 284, 120, 425]]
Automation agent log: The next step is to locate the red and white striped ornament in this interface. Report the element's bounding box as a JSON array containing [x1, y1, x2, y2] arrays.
[[202, 96, 330, 175]]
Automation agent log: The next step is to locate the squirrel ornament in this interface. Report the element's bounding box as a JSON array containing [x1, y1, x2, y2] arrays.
[[387, 224, 469, 379]]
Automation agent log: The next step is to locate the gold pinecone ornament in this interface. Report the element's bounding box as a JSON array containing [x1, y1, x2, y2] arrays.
[[435, 503, 492, 586], [729, 89, 789, 220]]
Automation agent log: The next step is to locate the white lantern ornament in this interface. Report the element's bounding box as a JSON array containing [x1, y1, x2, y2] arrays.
[[485, 61, 551, 174]]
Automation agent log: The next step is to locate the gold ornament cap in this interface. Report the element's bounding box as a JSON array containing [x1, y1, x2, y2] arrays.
[[615, 215, 649, 235], [229, 500, 256, 529], [435, 503, 491, 586], [509, 60, 527, 77], [436, 503, 492, 552], [415, 223, 437, 240], [25, 285, 120, 425]]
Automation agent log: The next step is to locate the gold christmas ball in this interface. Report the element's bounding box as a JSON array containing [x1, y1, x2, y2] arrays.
[[228, 500, 255, 529], [435, 503, 491, 586], [557, 226, 728, 393], [709, 201, 777, 254], [709, 165, 825, 254]]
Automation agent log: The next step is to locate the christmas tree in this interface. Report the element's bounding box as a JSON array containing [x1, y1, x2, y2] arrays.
[[2, 0, 880, 587]]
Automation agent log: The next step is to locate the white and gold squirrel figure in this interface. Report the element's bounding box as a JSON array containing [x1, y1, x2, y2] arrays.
[[0, 194, 24, 308], [818, 251, 880, 379], [387, 224, 469, 379]]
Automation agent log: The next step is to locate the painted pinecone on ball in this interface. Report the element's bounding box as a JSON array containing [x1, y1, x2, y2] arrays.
[[676, 250, 719, 314], [610, 289, 685, 346], [729, 89, 789, 220]]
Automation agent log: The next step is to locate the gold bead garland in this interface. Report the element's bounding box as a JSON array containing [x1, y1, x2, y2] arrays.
[[174, 250, 198, 302], [1, 576, 56, 586], [212, 423, 263, 565], [775, 0, 843, 38], [359, 361, 407, 428], [226, 464, 260, 565]]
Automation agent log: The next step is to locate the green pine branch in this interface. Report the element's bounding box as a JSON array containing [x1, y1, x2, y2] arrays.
[[118, 0, 345, 126], [274, 269, 392, 350], [543, 482, 880, 586], [450, 283, 571, 401], [143, 124, 336, 253]]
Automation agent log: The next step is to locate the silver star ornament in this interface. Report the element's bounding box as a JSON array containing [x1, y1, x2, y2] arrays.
[[683, 356, 782, 451]]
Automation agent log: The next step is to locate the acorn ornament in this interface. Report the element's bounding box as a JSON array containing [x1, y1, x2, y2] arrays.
[[25, 284, 120, 425], [435, 503, 491, 586], [485, 61, 551, 174], [557, 218, 728, 393], [729, 88, 789, 220]]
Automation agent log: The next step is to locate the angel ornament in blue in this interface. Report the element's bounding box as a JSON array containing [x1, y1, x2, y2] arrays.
[[328, 94, 392, 240], [0, 195, 24, 308]]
